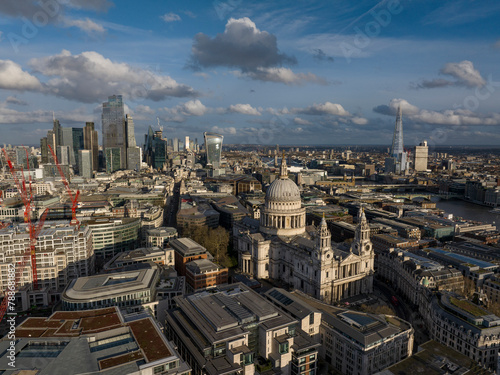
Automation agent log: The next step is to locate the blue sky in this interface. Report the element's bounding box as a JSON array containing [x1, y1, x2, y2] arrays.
[[0, 0, 499, 146]]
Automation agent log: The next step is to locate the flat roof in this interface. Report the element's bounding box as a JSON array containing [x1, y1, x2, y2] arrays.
[[170, 237, 207, 256]]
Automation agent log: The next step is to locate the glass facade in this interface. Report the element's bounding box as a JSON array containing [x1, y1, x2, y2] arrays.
[[204, 132, 223, 169], [102, 95, 126, 169], [105, 147, 122, 173]]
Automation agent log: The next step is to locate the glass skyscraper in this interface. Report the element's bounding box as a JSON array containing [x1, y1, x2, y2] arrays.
[[102, 95, 126, 170], [204, 132, 223, 169]]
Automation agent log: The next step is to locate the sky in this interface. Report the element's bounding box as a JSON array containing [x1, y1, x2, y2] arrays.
[[0, 0, 499, 147]]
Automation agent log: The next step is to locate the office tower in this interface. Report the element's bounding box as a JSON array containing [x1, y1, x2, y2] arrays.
[[15, 148, 28, 169], [204, 132, 224, 169], [127, 146, 141, 171], [83, 122, 99, 171], [414, 140, 428, 171], [125, 114, 136, 148], [143, 126, 167, 170], [72, 128, 84, 172], [53, 118, 62, 147], [78, 149, 92, 179], [102, 95, 126, 170], [61, 128, 75, 165], [40, 137, 48, 164], [386, 106, 408, 174], [105, 147, 122, 173], [184, 136, 190, 151], [56, 145, 70, 165], [173, 138, 179, 152]]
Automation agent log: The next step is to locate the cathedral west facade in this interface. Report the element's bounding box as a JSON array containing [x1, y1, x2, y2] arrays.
[[234, 157, 374, 304]]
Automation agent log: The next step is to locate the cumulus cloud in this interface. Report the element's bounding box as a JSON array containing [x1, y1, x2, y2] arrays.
[[351, 117, 368, 125], [374, 98, 500, 126], [242, 67, 326, 85], [189, 17, 295, 71], [292, 102, 351, 116], [293, 117, 312, 126], [0, 60, 42, 91], [412, 60, 486, 89], [373, 98, 420, 116], [162, 99, 209, 117], [5, 96, 28, 106], [161, 12, 181, 22], [226, 104, 261, 115], [440, 60, 486, 87], [187, 17, 324, 85], [24, 50, 197, 103]]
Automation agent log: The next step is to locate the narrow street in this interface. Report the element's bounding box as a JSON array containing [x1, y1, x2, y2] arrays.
[[373, 279, 430, 351]]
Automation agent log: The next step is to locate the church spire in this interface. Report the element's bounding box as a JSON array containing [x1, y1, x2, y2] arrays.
[[280, 151, 288, 178], [317, 212, 331, 251]]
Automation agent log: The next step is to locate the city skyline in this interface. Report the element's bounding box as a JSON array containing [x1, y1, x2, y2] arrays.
[[0, 0, 499, 146]]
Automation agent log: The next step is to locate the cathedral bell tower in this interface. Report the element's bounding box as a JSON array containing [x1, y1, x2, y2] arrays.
[[351, 206, 372, 255], [317, 214, 331, 251]]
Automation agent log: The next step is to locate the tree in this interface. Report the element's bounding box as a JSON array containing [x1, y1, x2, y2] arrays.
[[461, 277, 476, 299], [360, 303, 395, 315]]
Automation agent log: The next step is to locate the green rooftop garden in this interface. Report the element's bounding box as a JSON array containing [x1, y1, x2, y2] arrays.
[[449, 297, 486, 317]]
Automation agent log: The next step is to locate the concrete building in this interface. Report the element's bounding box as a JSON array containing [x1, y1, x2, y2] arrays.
[[234, 157, 375, 303], [83, 121, 99, 171], [62, 262, 159, 311], [266, 288, 414, 375], [185, 258, 228, 293], [78, 149, 93, 179], [0, 221, 94, 310], [414, 140, 428, 171], [0, 307, 191, 374], [420, 291, 500, 372], [84, 217, 140, 260], [377, 340, 488, 375], [377, 248, 464, 305], [104, 247, 175, 270], [170, 237, 208, 277], [165, 283, 320, 375], [145, 226, 178, 248]]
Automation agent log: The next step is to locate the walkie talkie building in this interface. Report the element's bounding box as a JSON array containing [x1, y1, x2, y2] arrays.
[[204, 132, 223, 169]]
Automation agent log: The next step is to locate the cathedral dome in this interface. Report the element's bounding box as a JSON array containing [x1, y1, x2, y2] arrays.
[[266, 177, 301, 203]]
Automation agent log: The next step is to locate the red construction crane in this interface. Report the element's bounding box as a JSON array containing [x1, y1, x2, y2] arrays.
[[48, 145, 80, 225], [0, 148, 49, 322]]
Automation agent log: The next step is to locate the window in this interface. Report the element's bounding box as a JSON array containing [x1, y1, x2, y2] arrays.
[[153, 365, 164, 374], [279, 342, 289, 354]]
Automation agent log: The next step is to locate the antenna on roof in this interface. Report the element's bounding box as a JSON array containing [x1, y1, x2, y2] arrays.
[[157, 117, 163, 132]]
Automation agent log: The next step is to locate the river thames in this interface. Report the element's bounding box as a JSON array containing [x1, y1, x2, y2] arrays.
[[435, 199, 499, 230]]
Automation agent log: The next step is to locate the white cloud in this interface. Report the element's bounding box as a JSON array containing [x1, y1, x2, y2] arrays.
[[440, 60, 486, 87], [61, 17, 106, 34], [374, 98, 500, 126], [162, 99, 209, 117], [292, 102, 351, 116], [161, 12, 181, 22], [26, 50, 197, 103], [226, 104, 261, 115], [0, 60, 42, 91], [293, 117, 312, 126], [243, 67, 326, 85], [351, 117, 368, 125]]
